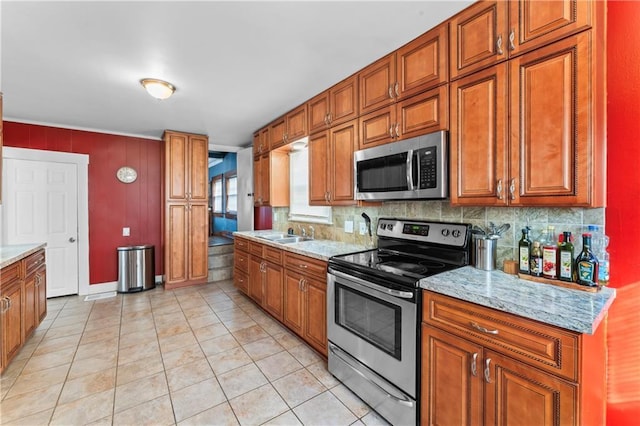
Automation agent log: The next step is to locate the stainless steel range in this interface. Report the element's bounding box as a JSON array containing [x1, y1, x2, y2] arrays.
[[327, 218, 472, 425]]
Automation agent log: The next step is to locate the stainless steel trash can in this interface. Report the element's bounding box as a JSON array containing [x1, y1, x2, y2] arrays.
[[117, 245, 155, 293]]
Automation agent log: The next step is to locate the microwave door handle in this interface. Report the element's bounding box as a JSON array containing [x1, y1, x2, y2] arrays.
[[406, 150, 414, 190]]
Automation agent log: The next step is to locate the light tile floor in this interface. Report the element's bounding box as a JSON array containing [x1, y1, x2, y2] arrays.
[[0, 280, 391, 426]]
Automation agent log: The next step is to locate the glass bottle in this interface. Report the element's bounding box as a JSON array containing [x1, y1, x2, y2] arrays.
[[575, 233, 599, 287], [542, 226, 558, 279], [529, 241, 543, 277], [518, 228, 532, 274], [558, 231, 574, 282]]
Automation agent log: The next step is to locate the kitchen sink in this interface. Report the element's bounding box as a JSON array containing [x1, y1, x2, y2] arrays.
[[272, 236, 314, 244], [257, 233, 288, 241]]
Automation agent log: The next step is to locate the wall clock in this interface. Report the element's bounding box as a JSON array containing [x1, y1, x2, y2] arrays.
[[116, 166, 138, 183]]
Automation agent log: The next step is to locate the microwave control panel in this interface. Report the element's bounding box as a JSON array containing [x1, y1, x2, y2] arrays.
[[417, 147, 437, 189]]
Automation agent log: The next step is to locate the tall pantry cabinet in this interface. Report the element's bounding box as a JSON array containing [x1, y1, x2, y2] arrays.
[[163, 131, 209, 290]]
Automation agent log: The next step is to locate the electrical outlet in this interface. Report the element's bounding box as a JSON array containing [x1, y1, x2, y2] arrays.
[[359, 222, 367, 235], [344, 220, 354, 233], [123, 227, 130, 237]]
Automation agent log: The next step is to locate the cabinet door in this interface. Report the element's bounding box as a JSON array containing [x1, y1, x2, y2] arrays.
[[253, 132, 262, 158], [188, 203, 209, 282], [286, 104, 307, 142], [359, 54, 396, 115], [308, 91, 330, 134], [329, 75, 359, 126], [165, 203, 189, 284], [253, 156, 263, 206], [484, 350, 577, 426], [509, 0, 592, 57], [509, 32, 593, 206], [283, 270, 304, 337], [304, 276, 327, 356], [36, 269, 47, 323], [264, 262, 284, 322], [308, 130, 330, 206], [23, 273, 37, 339], [248, 256, 264, 304], [165, 133, 189, 201], [422, 324, 483, 426], [189, 135, 209, 202], [2, 283, 23, 366], [329, 120, 357, 205], [449, 1, 508, 80], [396, 23, 448, 99], [270, 117, 287, 150], [450, 64, 509, 206], [259, 154, 271, 206], [397, 85, 449, 141], [235, 269, 249, 295], [359, 106, 395, 149]]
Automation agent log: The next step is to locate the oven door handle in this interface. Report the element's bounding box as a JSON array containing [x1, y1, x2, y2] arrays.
[[329, 269, 415, 300], [329, 343, 415, 408]]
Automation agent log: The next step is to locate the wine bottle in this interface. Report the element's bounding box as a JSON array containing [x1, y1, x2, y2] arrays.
[[575, 233, 599, 287], [529, 241, 543, 277], [558, 231, 574, 282], [518, 228, 532, 274]]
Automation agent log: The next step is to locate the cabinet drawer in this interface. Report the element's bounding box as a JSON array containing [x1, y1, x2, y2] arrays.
[[234, 269, 249, 294], [234, 250, 249, 274], [235, 237, 250, 252], [423, 291, 579, 381], [1, 261, 21, 287], [284, 252, 327, 280], [249, 242, 264, 257], [263, 246, 282, 264], [24, 250, 46, 277]]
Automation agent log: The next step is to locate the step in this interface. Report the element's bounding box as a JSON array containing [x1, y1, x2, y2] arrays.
[[208, 266, 234, 282]]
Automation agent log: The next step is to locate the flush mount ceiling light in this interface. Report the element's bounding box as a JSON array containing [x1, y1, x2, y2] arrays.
[[140, 78, 176, 100]]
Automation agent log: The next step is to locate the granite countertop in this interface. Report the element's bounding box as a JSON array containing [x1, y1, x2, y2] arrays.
[[0, 243, 47, 269], [420, 266, 616, 335], [233, 230, 367, 262]]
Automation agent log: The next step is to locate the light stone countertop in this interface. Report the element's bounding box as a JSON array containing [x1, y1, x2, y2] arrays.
[[0, 243, 47, 269], [233, 230, 367, 262], [420, 266, 616, 335]]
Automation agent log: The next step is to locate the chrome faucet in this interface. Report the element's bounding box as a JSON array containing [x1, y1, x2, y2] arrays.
[[301, 227, 307, 237], [309, 226, 315, 239]]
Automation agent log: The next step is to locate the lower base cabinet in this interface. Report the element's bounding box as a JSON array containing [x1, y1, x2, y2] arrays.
[[1, 249, 47, 374], [421, 292, 606, 426]]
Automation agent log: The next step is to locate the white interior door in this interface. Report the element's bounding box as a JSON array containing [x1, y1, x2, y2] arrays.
[[3, 158, 79, 297], [236, 147, 254, 231]]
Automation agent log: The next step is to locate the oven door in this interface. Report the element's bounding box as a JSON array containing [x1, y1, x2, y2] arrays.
[[327, 268, 417, 397]]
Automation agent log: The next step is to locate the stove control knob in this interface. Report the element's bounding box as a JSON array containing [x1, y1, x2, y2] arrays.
[[452, 229, 461, 238], [441, 229, 450, 237], [387, 224, 394, 231]]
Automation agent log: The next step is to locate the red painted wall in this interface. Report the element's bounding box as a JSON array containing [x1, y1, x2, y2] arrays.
[[3, 122, 163, 285], [606, 1, 640, 423]]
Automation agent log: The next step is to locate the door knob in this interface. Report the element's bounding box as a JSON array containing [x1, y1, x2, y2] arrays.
[[69, 237, 76, 243]]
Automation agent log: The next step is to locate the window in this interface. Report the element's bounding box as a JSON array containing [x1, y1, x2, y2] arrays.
[[212, 175, 223, 215], [225, 171, 237, 218], [289, 146, 332, 223]]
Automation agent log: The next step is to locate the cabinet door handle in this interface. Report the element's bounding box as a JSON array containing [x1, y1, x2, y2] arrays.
[[470, 321, 499, 335], [299, 264, 308, 269], [508, 30, 516, 51], [395, 124, 400, 138], [388, 84, 394, 99], [509, 178, 516, 200], [496, 179, 503, 200], [394, 82, 399, 98], [471, 352, 478, 377], [496, 34, 504, 55], [389, 126, 394, 138], [484, 358, 492, 383]]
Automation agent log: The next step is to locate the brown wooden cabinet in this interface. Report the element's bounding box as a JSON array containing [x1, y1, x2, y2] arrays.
[[308, 75, 359, 134], [450, 30, 605, 207], [253, 150, 289, 207], [450, 0, 593, 80], [269, 116, 287, 150], [163, 131, 209, 290], [253, 127, 270, 158], [247, 242, 284, 322], [234, 237, 250, 295], [309, 119, 357, 206], [285, 104, 308, 144], [1, 249, 47, 374], [359, 85, 449, 149], [421, 291, 606, 426], [283, 252, 328, 356]]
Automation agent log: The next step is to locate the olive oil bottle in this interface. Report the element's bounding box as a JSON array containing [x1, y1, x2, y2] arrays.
[[558, 231, 574, 282], [518, 228, 532, 274]]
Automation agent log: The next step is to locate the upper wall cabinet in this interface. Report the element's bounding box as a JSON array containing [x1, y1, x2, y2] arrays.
[[164, 131, 209, 202], [308, 75, 359, 134], [360, 23, 449, 115], [449, 0, 592, 80], [270, 104, 309, 150], [253, 127, 269, 157]]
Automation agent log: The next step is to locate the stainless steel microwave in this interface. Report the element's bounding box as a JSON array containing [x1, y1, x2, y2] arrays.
[[354, 131, 448, 201]]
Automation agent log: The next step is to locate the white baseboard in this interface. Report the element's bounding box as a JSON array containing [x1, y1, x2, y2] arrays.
[[83, 275, 163, 295]]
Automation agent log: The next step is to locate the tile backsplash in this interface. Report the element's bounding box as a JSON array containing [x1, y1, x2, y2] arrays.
[[272, 202, 605, 269]]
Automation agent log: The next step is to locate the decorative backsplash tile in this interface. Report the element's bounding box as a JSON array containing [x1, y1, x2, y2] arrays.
[[272, 203, 605, 268]]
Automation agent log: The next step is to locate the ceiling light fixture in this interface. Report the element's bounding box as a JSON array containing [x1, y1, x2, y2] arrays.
[[140, 78, 176, 100]]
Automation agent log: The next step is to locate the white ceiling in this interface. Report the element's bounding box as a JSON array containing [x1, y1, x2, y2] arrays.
[[2, 1, 472, 151]]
